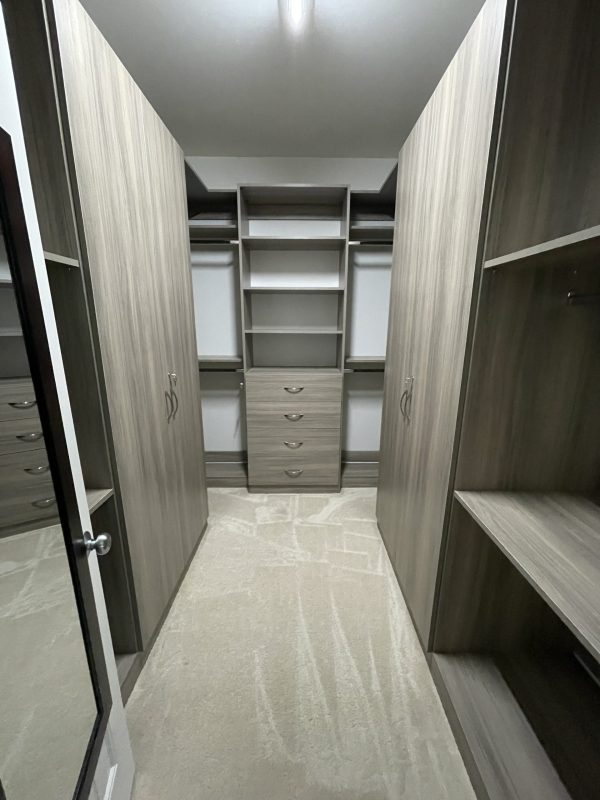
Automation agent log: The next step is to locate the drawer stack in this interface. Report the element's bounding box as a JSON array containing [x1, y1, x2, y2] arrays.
[[0, 378, 57, 532], [246, 369, 343, 490]]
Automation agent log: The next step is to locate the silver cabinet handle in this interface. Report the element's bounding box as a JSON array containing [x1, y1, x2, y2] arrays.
[[284, 441, 303, 449], [24, 465, 49, 475], [399, 390, 408, 420], [405, 376, 414, 423], [84, 531, 112, 556], [284, 468, 304, 478], [31, 497, 55, 509], [284, 386, 304, 394], [284, 413, 304, 421], [9, 400, 37, 409], [17, 431, 43, 442]]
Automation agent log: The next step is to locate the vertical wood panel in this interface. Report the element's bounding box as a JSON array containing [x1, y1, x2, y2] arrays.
[[50, 0, 208, 646], [377, 0, 508, 646]]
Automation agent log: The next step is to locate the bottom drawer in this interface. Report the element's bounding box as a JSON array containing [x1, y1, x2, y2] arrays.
[[248, 452, 340, 487]]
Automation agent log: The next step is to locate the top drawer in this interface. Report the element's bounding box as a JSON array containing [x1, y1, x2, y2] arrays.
[[245, 370, 343, 405], [0, 379, 39, 421]]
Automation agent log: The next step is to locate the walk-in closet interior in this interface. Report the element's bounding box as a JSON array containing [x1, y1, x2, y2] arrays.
[[0, 0, 598, 798]]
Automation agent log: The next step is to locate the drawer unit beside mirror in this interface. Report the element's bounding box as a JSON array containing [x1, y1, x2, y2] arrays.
[[245, 370, 343, 490]]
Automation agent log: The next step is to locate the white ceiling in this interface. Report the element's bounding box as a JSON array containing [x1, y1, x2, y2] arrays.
[[80, 0, 484, 157]]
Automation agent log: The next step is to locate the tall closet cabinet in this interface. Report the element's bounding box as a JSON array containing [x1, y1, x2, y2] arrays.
[[5, 0, 208, 697], [379, 0, 600, 797]]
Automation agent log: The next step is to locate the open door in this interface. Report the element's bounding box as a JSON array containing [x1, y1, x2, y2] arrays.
[[0, 12, 133, 800]]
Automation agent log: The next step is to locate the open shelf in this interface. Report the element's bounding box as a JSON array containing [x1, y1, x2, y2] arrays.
[[455, 491, 600, 661], [245, 327, 343, 335], [243, 285, 344, 293], [198, 355, 243, 371], [241, 235, 346, 251], [349, 221, 394, 243], [86, 487, 114, 514], [484, 225, 600, 271], [345, 356, 385, 371], [188, 220, 238, 241], [43, 251, 80, 268], [431, 653, 572, 800]]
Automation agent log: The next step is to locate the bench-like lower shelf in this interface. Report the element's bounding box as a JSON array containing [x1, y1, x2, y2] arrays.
[[431, 654, 570, 800], [455, 492, 600, 661]]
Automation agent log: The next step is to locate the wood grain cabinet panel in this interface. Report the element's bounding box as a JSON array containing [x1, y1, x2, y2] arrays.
[[0, 379, 38, 421], [377, 0, 508, 647], [49, 0, 208, 647]]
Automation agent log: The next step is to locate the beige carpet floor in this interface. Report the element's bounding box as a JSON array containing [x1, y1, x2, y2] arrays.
[[127, 488, 474, 800]]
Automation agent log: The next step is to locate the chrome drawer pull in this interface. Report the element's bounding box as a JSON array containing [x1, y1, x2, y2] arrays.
[[24, 465, 49, 476], [31, 497, 56, 509], [9, 400, 37, 410], [284, 468, 304, 478], [284, 386, 304, 394], [283, 441, 303, 449], [284, 413, 303, 422], [17, 431, 43, 443]]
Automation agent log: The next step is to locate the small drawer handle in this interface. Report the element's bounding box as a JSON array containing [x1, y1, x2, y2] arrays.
[[17, 431, 43, 443], [283, 441, 303, 449], [284, 413, 304, 422], [284, 386, 304, 394], [9, 400, 37, 410], [24, 465, 50, 476], [284, 468, 304, 478], [31, 497, 56, 509]]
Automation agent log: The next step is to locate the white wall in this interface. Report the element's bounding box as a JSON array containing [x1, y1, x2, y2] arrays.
[[0, 11, 133, 800], [186, 156, 396, 191]]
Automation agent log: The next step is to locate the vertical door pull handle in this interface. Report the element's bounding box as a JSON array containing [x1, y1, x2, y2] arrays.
[[399, 390, 408, 420]]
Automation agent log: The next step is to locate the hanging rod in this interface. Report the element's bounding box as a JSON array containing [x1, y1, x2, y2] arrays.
[[566, 291, 600, 306]]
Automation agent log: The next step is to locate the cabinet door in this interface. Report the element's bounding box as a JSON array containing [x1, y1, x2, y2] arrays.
[[377, 0, 508, 647], [50, 0, 207, 647]]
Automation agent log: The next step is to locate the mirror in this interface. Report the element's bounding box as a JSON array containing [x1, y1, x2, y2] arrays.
[[0, 206, 98, 794]]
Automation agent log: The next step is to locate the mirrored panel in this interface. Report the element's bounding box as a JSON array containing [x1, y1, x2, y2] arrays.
[[0, 223, 98, 795]]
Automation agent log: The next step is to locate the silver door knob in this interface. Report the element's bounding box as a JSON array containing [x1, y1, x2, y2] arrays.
[[84, 531, 112, 556]]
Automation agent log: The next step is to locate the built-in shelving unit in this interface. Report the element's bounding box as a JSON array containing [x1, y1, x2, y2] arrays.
[[455, 492, 600, 661]]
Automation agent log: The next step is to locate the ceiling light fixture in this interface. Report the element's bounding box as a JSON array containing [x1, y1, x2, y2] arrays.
[[282, 0, 314, 36]]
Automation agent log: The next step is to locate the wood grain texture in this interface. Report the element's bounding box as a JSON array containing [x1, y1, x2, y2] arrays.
[[455, 264, 600, 493], [0, 378, 38, 420], [431, 654, 570, 800], [486, 0, 600, 259], [50, 0, 208, 646], [455, 491, 600, 661], [377, 0, 508, 646], [434, 498, 571, 654], [245, 369, 342, 404], [0, 417, 44, 455], [4, 0, 79, 258]]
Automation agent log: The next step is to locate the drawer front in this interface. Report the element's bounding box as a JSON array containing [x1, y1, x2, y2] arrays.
[[247, 401, 341, 432], [248, 454, 340, 487], [0, 379, 39, 421], [246, 371, 343, 405], [0, 491, 58, 531], [0, 448, 52, 488], [0, 418, 45, 455], [248, 430, 340, 461]]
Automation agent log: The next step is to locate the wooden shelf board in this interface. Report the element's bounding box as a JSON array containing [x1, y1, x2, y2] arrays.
[[86, 487, 114, 514], [198, 356, 243, 371], [483, 225, 600, 271], [245, 327, 343, 335], [43, 251, 80, 268], [243, 285, 344, 293], [241, 235, 346, 251], [431, 653, 570, 800], [349, 221, 394, 243], [455, 491, 600, 661], [345, 356, 386, 370], [188, 221, 238, 241]]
